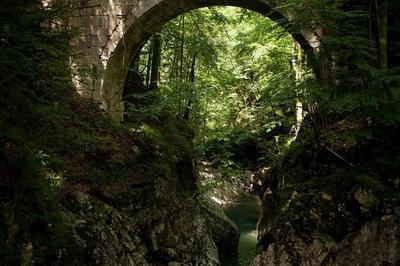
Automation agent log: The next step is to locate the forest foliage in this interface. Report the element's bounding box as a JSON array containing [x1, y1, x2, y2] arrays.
[[126, 2, 400, 214], [129, 7, 302, 175], [1, 0, 400, 264]]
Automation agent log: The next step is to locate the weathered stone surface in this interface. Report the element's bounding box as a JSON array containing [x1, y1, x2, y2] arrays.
[[257, 188, 280, 243], [60, 189, 151, 265], [132, 176, 220, 265], [202, 199, 240, 255], [253, 177, 399, 266], [354, 188, 380, 213], [253, 215, 400, 266], [59, 174, 222, 265], [329, 215, 400, 265]]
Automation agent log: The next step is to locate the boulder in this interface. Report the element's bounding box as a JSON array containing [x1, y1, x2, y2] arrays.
[[253, 215, 400, 265], [202, 199, 240, 255]]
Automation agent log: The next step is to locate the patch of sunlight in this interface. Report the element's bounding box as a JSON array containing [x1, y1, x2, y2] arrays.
[[69, 57, 83, 95], [37, 150, 51, 167], [211, 196, 225, 205], [47, 172, 64, 188], [201, 171, 216, 180], [285, 135, 297, 147], [131, 123, 151, 133], [41, 0, 51, 7], [36, 150, 65, 188], [242, 229, 258, 240]]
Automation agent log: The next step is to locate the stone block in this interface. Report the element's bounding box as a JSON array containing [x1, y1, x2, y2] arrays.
[[86, 0, 100, 6], [109, 32, 123, 45], [71, 8, 80, 16], [100, 0, 112, 6], [68, 16, 82, 27], [101, 16, 109, 27], [72, 57, 86, 67], [89, 26, 108, 36], [145, 0, 157, 9], [107, 16, 119, 30], [92, 5, 113, 16], [92, 88, 103, 101], [86, 15, 107, 27], [103, 42, 117, 56], [90, 35, 109, 47], [85, 54, 100, 65], [91, 25, 114, 36], [89, 25, 97, 35], [79, 16, 90, 25], [117, 0, 134, 6], [89, 46, 103, 56], [70, 37, 79, 47], [132, 1, 146, 17], [124, 14, 136, 25], [78, 37, 90, 47], [80, 27, 90, 35], [79, 7, 93, 16]]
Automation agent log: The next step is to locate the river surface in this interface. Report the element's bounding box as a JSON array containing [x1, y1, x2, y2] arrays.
[[220, 197, 261, 266]]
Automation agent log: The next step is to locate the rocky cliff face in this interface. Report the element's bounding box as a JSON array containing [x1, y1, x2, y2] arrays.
[[56, 158, 239, 264], [253, 125, 400, 266], [254, 213, 399, 266], [254, 186, 400, 266], [201, 199, 240, 255], [60, 183, 221, 266], [0, 104, 240, 265], [52, 118, 239, 265], [254, 181, 400, 266]]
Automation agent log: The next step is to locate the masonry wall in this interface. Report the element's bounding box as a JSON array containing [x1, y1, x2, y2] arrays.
[[68, 0, 139, 120]]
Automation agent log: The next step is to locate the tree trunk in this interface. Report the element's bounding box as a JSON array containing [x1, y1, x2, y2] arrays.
[[149, 33, 161, 90], [179, 14, 185, 82], [292, 38, 305, 137], [145, 40, 153, 88], [183, 53, 196, 121], [376, 0, 388, 69], [170, 45, 178, 83], [176, 14, 186, 116], [132, 53, 140, 72], [375, 0, 393, 101]]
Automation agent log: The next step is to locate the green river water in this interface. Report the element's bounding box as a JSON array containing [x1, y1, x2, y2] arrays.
[[220, 197, 261, 266]]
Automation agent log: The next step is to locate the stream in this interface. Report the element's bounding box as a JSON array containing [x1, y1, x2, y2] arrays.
[[220, 197, 261, 266]]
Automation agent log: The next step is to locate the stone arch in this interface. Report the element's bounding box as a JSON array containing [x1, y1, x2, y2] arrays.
[[68, 0, 321, 121]]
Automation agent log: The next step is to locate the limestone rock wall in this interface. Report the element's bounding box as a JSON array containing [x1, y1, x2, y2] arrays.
[[60, 179, 221, 265], [252, 152, 400, 266], [253, 215, 400, 266], [201, 200, 240, 255]]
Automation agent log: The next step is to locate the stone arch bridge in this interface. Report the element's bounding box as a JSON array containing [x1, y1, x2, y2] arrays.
[[67, 0, 322, 121]]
